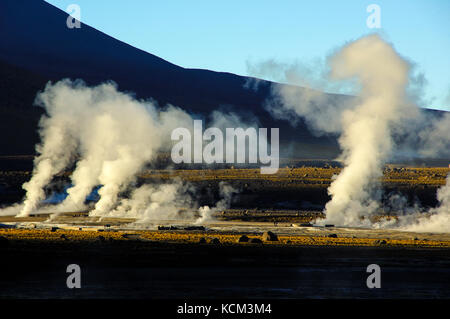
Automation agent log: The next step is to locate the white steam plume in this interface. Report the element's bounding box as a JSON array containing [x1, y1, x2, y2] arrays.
[[103, 179, 196, 221], [18, 80, 193, 217], [401, 174, 449, 233], [377, 174, 450, 233], [196, 182, 238, 224], [323, 34, 417, 226], [16, 79, 240, 222], [247, 59, 355, 135], [94, 179, 237, 225], [18, 84, 80, 217], [249, 34, 427, 227]]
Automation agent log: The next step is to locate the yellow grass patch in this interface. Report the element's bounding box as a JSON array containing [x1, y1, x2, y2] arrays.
[[1, 228, 449, 248]]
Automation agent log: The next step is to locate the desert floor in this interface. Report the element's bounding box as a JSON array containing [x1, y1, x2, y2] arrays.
[[0, 165, 449, 298]]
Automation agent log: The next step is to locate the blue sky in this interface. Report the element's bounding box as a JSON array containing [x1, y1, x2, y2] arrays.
[[46, 0, 450, 111]]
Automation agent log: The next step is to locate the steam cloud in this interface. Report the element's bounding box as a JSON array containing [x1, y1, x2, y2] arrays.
[[323, 35, 416, 225], [196, 182, 238, 224], [7, 35, 449, 233], [16, 80, 236, 222], [394, 174, 450, 233], [249, 34, 449, 231]]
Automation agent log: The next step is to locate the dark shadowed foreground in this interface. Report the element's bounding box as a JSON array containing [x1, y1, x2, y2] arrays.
[[1, 238, 448, 299]]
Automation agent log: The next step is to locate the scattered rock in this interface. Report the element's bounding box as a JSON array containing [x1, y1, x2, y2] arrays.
[[122, 233, 141, 240], [97, 235, 105, 242], [50, 227, 58, 232], [60, 234, 68, 241], [375, 239, 387, 245], [263, 231, 278, 241], [413, 237, 419, 241], [249, 238, 263, 244], [238, 235, 249, 243], [198, 237, 207, 244], [327, 234, 338, 238], [157, 225, 178, 230], [185, 226, 205, 231], [157, 225, 179, 230]]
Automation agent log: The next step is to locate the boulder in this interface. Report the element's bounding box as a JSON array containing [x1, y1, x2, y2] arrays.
[[250, 238, 263, 244], [263, 231, 278, 241], [238, 235, 249, 243], [158, 225, 178, 230], [299, 223, 312, 227], [122, 233, 141, 240], [185, 226, 205, 231], [327, 234, 338, 238]]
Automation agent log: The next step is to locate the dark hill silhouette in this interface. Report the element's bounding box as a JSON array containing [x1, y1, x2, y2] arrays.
[[0, 0, 444, 159]]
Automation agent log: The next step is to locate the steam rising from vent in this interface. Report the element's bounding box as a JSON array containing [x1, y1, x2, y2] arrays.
[[196, 182, 238, 224], [99, 179, 196, 221], [395, 175, 450, 233], [15, 80, 242, 223], [323, 35, 416, 225], [249, 34, 449, 231], [18, 80, 195, 218], [8, 35, 449, 233]]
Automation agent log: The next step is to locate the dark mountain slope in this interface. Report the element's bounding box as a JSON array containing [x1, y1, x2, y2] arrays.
[[0, 0, 444, 160], [0, 0, 270, 113]]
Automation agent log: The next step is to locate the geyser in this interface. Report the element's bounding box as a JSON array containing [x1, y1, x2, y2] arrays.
[[18, 79, 193, 217]]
